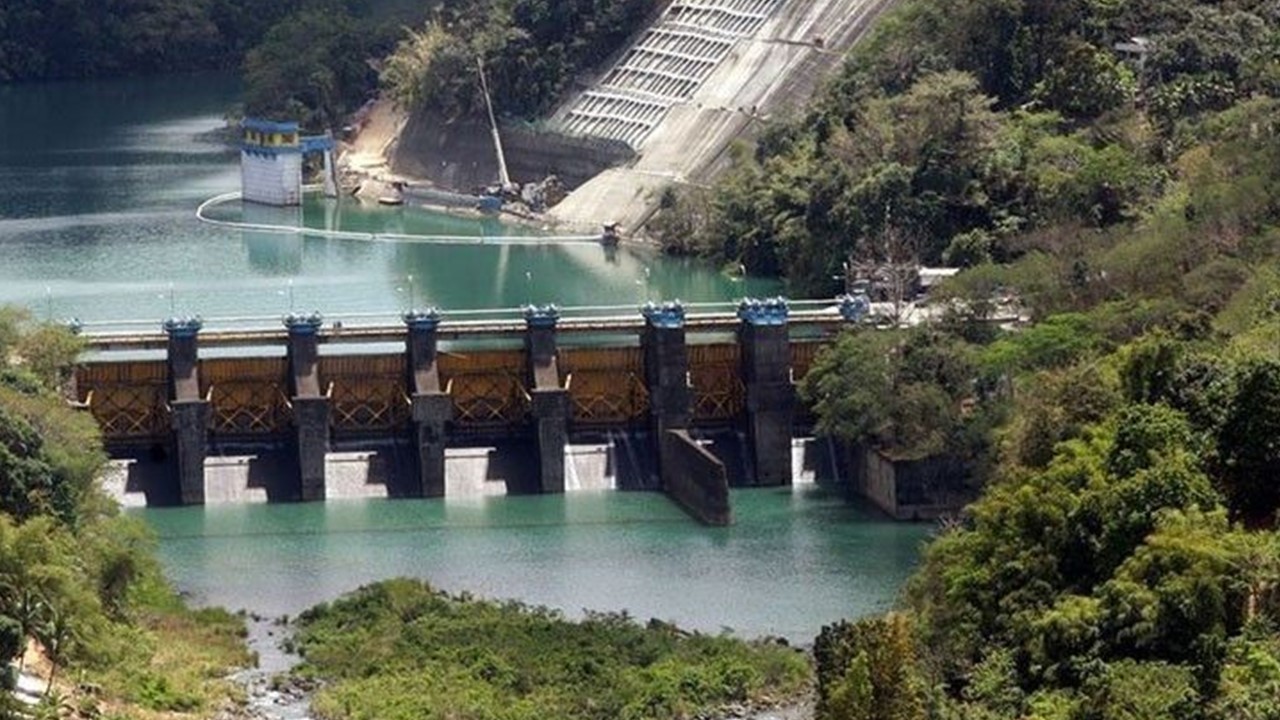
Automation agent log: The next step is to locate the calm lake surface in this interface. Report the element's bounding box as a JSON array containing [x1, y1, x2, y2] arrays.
[[0, 73, 779, 326], [2, 73, 929, 641]]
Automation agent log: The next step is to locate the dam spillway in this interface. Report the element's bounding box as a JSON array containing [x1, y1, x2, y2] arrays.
[[79, 300, 855, 524], [547, 0, 900, 231]]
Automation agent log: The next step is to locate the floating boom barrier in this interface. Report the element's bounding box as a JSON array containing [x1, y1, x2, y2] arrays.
[[195, 191, 604, 246]]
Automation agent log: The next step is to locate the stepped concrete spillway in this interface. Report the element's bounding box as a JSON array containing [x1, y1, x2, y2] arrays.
[[547, 0, 897, 232]]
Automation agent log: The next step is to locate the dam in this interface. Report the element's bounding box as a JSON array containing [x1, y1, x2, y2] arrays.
[[78, 299, 868, 525], [3, 65, 932, 646]]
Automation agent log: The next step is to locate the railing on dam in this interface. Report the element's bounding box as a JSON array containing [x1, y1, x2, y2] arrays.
[[73, 298, 854, 351], [72, 297, 873, 512]]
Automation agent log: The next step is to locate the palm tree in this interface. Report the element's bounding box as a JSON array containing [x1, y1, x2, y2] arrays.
[[34, 605, 70, 697]]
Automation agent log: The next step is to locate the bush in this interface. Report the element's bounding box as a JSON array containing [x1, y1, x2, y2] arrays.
[[294, 579, 811, 720]]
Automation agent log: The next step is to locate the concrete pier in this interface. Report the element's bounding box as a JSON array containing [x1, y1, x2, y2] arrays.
[[642, 301, 731, 524], [661, 430, 731, 525], [164, 317, 209, 505], [738, 299, 794, 486], [286, 313, 330, 501], [406, 310, 451, 498], [525, 306, 569, 493], [642, 302, 693, 446]]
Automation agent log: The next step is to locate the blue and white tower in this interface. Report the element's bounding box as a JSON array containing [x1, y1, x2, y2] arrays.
[[241, 118, 303, 206]]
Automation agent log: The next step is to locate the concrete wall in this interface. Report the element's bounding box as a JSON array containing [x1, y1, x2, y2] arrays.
[[660, 430, 731, 526], [241, 151, 302, 206], [852, 445, 974, 520], [392, 112, 635, 191]]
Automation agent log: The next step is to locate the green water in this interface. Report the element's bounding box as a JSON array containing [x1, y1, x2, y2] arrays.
[[3, 73, 928, 641], [0, 73, 779, 326], [132, 487, 929, 641]]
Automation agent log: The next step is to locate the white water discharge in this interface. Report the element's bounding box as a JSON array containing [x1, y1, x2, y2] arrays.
[[444, 447, 508, 498], [565, 443, 619, 492], [791, 436, 841, 486]]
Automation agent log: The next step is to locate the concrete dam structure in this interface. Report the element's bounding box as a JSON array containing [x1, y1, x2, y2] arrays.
[[545, 0, 899, 231], [385, 0, 897, 231], [79, 301, 865, 525]]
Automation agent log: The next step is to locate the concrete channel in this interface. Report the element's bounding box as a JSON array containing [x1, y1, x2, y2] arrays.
[[547, 0, 901, 232]]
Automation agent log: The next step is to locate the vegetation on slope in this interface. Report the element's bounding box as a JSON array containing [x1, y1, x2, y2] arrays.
[[379, 0, 652, 121], [242, 0, 433, 130], [810, 358, 1280, 718], [0, 0, 294, 82], [290, 578, 810, 720], [0, 307, 250, 719], [778, 0, 1280, 717], [650, 0, 1280, 294], [0, 0, 428, 132]]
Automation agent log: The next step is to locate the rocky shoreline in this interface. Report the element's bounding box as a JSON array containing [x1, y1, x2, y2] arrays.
[[218, 615, 314, 720]]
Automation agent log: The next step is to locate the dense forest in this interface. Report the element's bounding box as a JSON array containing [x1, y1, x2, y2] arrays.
[[0, 0, 431, 130], [0, 0, 298, 82], [0, 0, 652, 129], [0, 308, 248, 718], [767, 0, 1280, 717], [650, 0, 1280, 293]]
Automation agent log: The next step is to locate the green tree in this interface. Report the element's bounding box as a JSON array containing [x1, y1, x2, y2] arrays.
[[801, 331, 896, 446], [1099, 511, 1241, 664], [814, 614, 925, 720], [1085, 660, 1202, 720], [1217, 361, 1280, 525], [0, 614, 21, 666], [1033, 40, 1136, 119]]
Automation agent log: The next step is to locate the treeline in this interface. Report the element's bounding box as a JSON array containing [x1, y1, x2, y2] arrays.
[[0, 0, 427, 132], [781, 0, 1280, 716], [807, 328, 1280, 718], [241, 0, 652, 132], [650, 0, 1280, 294], [379, 0, 653, 121], [2, 0, 653, 131], [242, 0, 433, 130], [0, 0, 298, 82], [0, 308, 248, 717]]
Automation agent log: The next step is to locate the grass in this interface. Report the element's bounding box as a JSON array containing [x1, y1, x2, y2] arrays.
[[85, 581, 253, 719]]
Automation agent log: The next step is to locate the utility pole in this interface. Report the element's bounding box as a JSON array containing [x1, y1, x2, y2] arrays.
[[477, 57, 512, 190]]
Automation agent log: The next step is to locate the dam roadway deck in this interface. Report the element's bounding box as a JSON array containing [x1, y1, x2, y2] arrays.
[[546, 0, 899, 232]]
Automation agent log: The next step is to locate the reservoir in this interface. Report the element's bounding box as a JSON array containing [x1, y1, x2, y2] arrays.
[[0, 73, 780, 325], [1, 73, 928, 642]]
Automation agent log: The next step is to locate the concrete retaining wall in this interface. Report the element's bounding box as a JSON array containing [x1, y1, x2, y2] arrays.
[[393, 112, 635, 191], [660, 430, 731, 526], [851, 445, 974, 520]]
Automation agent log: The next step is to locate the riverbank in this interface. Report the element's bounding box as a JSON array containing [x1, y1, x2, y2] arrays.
[[3, 595, 253, 720]]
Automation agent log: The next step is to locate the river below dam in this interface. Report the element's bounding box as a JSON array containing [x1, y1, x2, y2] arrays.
[[131, 487, 928, 642], [2, 72, 929, 643]]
